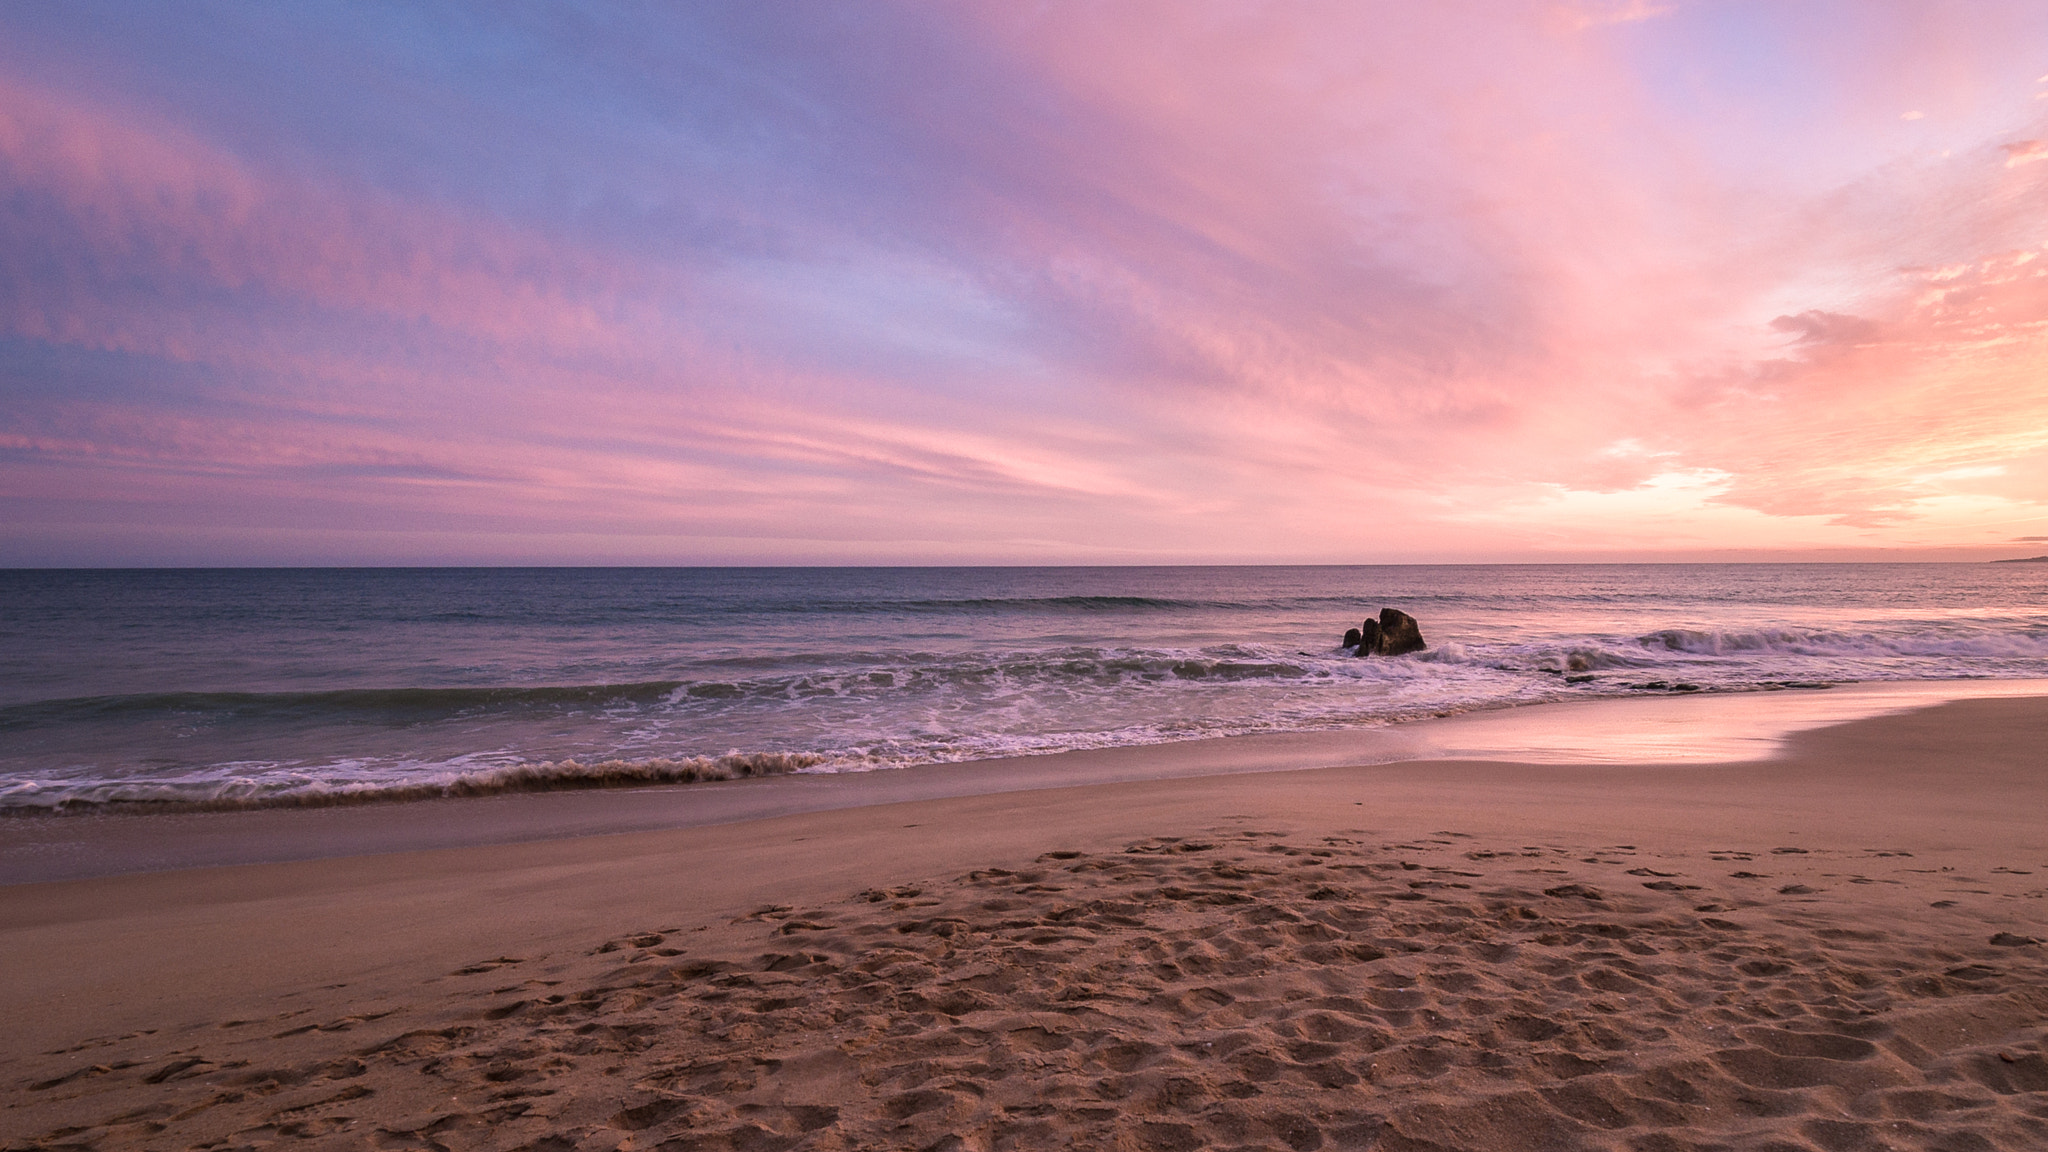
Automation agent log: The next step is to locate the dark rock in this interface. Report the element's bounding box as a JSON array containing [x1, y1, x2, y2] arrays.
[[1373, 608, 1426, 656], [1352, 619, 1382, 657], [1349, 609, 1426, 657]]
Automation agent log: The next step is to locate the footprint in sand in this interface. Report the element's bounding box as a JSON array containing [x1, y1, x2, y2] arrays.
[[16, 836, 2048, 1152]]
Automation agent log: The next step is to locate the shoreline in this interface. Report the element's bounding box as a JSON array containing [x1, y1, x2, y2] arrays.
[[3, 693, 2045, 1149], [4, 677, 2045, 887]]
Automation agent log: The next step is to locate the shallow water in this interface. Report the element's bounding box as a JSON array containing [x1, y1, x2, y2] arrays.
[[3, 564, 2045, 809]]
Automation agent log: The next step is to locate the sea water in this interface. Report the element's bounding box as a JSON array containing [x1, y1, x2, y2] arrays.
[[2, 564, 2044, 810]]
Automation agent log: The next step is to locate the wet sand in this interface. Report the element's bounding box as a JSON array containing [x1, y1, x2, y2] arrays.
[[3, 695, 2047, 1150], [9, 678, 2041, 887]]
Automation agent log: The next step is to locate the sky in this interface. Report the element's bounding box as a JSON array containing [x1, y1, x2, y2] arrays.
[[2, 1, 2047, 565]]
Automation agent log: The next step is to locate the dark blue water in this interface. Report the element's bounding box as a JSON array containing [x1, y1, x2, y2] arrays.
[[3, 564, 2045, 810]]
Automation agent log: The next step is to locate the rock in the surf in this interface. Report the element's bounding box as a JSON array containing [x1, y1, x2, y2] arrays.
[[1351, 618, 1382, 655], [1374, 608, 1426, 656], [1349, 608, 1425, 656]]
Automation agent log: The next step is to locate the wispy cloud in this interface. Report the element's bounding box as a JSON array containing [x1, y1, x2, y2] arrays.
[[1559, 0, 1678, 32], [2, 1, 2046, 563], [2003, 139, 2048, 167]]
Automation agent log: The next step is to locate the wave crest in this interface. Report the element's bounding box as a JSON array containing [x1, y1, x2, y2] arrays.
[[1635, 626, 2048, 659], [0, 681, 692, 731]]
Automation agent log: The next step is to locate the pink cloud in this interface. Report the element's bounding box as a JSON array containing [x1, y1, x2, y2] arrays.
[[4, 4, 2047, 563], [2002, 139, 2047, 166], [0, 77, 664, 363]]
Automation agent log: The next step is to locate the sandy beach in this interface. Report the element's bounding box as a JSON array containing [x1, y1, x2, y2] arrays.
[[12, 3, 2048, 1147], [4, 694, 2047, 1151]]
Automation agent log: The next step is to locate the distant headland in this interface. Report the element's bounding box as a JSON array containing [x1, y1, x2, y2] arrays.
[[1991, 555, 2048, 563]]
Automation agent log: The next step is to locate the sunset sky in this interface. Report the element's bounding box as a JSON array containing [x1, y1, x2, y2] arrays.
[[3, 1, 2047, 565]]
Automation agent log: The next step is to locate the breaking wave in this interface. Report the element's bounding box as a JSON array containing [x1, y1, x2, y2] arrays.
[[6, 563, 2044, 818], [1634, 626, 2048, 659]]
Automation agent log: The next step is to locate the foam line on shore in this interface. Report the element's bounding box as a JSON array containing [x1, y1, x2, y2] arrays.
[[3, 679, 2044, 885], [0, 752, 821, 816]]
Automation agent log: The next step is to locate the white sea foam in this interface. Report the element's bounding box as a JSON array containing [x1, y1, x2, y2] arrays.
[[0, 752, 823, 813], [5, 564, 2044, 812]]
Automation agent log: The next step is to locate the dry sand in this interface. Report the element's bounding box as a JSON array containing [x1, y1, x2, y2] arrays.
[[3, 696, 2047, 1151]]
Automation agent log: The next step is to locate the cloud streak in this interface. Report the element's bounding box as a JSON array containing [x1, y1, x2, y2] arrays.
[[2, 1, 2046, 563]]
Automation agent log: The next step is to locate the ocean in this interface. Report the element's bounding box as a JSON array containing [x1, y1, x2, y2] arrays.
[[3, 564, 2045, 812]]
